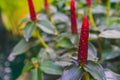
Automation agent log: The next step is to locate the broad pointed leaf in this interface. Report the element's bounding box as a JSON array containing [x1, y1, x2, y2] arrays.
[[105, 69, 120, 80], [61, 65, 83, 80], [56, 37, 74, 49], [37, 20, 56, 35], [38, 48, 57, 62], [108, 17, 120, 26], [99, 30, 120, 39], [40, 61, 63, 75], [84, 61, 106, 80], [88, 42, 98, 61], [92, 5, 106, 14], [102, 49, 120, 61], [52, 12, 69, 23], [11, 39, 38, 56], [24, 22, 36, 41], [19, 17, 31, 25], [111, 0, 120, 2]]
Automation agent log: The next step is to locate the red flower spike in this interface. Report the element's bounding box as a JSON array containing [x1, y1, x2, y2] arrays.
[[44, 0, 49, 11], [70, 0, 78, 34], [27, 0, 37, 22], [78, 16, 89, 66], [86, 0, 92, 8]]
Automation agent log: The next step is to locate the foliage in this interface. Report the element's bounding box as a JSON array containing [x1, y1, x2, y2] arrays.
[[0, 0, 120, 80]]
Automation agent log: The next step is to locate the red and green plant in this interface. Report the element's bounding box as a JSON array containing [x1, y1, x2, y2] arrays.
[[1, 0, 120, 80]]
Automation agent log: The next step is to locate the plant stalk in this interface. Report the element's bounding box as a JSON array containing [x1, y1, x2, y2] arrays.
[[88, 8, 96, 28], [36, 29, 48, 48], [83, 72, 90, 80], [106, 0, 110, 18], [114, 2, 120, 15], [97, 38, 102, 60]]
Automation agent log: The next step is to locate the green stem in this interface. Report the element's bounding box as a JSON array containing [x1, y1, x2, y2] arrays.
[[106, 0, 110, 18], [114, 2, 120, 15], [36, 29, 49, 48], [83, 72, 90, 80], [97, 38, 102, 60], [116, 2, 120, 11], [88, 8, 96, 29]]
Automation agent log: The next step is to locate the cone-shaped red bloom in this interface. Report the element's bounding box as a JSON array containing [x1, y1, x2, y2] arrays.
[[44, 0, 49, 11], [70, 0, 78, 34], [86, 0, 92, 8], [27, 0, 37, 21], [78, 16, 89, 66]]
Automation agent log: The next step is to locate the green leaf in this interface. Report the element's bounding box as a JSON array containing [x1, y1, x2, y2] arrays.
[[89, 33, 98, 40], [88, 42, 98, 61], [21, 62, 33, 76], [37, 20, 56, 35], [11, 39, 38, 56], [70, 34, 79, 46], [105, 69, 120, 80], [38, 48, 50, 61], [107, 23, 120, 31], [84, 61, 106, 80], [111, 0, 120, 3], [11, 39, 30, 55], [55, 61, 72, 67], [92, 5, 106, 14], [61, 65, 83, 80], [38, 48, 57, 62], [46, 48, 57, 60], [56, 37, 74, 49], [102, 49, 120, 61], [105, 50, 120, 60], [99, 30, 120, 39], [108, 17, 120, 26], [31, 68, 43, 80], [40, 61, 63, 75], [52, 12, 69, 23], [19, 17, 31, 25], [24, 22, 36, 41]]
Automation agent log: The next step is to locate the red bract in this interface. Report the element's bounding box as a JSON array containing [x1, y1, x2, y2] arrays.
[[86, 0, 92, 8], [44, 0, 49, 11], [27, 0, 37, 22], [70, 0, 78, 34], [78, 16, 89, 66]]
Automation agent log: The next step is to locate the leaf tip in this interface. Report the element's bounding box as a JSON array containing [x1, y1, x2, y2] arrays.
[[25, 37, 29, 42], [8, 53, 16, 62]]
